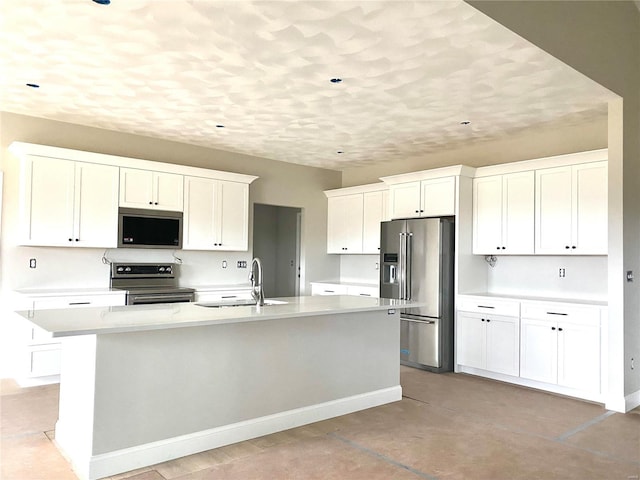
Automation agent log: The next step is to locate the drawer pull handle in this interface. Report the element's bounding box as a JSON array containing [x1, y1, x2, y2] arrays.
[[477, 305, 495, 309], [325, 290, 335, 293], [69, 302, 91, 305], [221, 295, 237, 299], [547, 312, 568, 316], [359, 293, 371, 296]]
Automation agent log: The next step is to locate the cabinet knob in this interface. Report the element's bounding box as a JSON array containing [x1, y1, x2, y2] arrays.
[[551, 326, 556, 330], [481, 318, 485, 322], [154, 202, 159, 205], [571, 246, 576, 249], [558, 327, 563, 331], [75, 238, 79, 242], [486, 319, 491, 322], [496, 246, 500, 250], [415, 210, 419, 214], [420, 210, 424, 213], [68, 238, 72, 242], [565, 246, 570, 249], [501, 247, 506, 250], [149, 201, 153, 205]]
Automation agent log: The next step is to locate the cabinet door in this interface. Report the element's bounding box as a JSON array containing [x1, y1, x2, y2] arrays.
[[535, 166, 573, 254], [573, 162, 607, 254], [183, 176, 216, 249], [557, 322, 600, 392], [21, 157, 75, 246], [74, 162, 119, 247], [119, 168, 154, 208], [389, 182, 421, 219], [485, 315, 520, 376], [217, 181, 249, 251], [327, 195, 363, 253], [362, 190, 386, 254], [154, 172, 184, 211], [502, 171, 535, 254], [456, 312, 485, 369], [421, 176, 455, 216], [520, 318, 557, 384], [473, 175, 503, 254]]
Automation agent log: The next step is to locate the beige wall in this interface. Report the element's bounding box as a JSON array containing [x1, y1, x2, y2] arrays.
[[468, 0, 640, 408], [0, 112, 342, 295], [342, 115, 608, 186]]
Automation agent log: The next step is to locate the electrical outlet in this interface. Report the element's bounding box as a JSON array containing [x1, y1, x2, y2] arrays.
[[627, 270, 634, 282], [237, 260, 247, 268], [632, 357, 635, 370], [222, 260, 227, 269], [29, 258, 37, 269], [558, 268, 565, 278]]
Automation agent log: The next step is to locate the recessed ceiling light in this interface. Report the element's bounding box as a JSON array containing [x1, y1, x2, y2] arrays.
[[337, 151, 344, 154], [215, 125, 225, 128], [330, 78, 343, 84], [460, 121, 471, 125], [26, 83, 40, 88], [92, 0, 111, 4]]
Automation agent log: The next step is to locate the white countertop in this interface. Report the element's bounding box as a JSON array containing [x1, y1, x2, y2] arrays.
[[459, 292, 607, 307], [310, 281, 378, 287], [16, 295, 416, 338], [13, 287, 121, 297]]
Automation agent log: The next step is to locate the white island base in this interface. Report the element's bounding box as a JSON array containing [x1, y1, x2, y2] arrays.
[[53, 306, 401, 480]]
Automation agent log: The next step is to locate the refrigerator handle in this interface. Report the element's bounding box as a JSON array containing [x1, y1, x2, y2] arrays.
[[406, 232, 412, 300], [398, 232, 405, 299]]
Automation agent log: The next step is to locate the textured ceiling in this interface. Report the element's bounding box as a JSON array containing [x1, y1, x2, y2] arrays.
[[0, 1, 613, 170]]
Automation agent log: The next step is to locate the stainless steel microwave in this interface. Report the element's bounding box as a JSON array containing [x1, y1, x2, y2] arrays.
[[117, 208, 183, 249]]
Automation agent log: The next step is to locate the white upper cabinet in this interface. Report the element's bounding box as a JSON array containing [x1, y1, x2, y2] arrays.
[[362, 190, 389, 254], [388, 176, 456, 219], [388, 181, 421, 219], [535, 161, 607, 254], [327, 194, 364, 254], [325, 184, 389, 254], [19, 156, 119, 247], [473, 171, 534, 255], [183, 177, 249, 251], [120, 168, 184, 211]]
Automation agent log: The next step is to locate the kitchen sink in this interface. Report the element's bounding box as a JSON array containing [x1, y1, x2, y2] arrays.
[[195, 299, 288, 308]]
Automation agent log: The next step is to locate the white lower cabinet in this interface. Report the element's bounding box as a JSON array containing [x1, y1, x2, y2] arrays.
[[457, 295, 603, 401], [457, 300, 520, 376], [194, 288, 252, 303], [17, 291, 126, 381], [520, 304, 601, 393]]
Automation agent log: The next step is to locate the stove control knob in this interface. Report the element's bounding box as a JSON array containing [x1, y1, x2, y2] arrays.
[[166, 267, 172, 273], [125, 267, 131, 272], [117, 266, 124, 272], [158, 267, 165, 272]]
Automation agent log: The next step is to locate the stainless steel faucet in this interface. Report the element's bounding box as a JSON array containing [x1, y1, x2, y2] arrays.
[[249, 257, 265, 306]]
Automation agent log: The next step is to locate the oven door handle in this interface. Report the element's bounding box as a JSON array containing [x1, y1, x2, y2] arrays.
[[128, 293, 194, 305]]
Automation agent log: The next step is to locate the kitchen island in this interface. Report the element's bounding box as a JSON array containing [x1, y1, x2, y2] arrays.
[[17, 295, 411, 480]]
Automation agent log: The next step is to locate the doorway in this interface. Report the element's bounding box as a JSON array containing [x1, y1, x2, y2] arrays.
[[252, 204, 302, 298]]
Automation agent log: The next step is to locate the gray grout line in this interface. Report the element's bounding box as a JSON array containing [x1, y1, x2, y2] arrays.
[[402, 393, 640, 467], [555, 410, 616, 441], [328, 432, 440, 480]]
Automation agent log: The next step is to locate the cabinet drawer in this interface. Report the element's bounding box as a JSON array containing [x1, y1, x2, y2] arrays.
[[311, 283, 348, 295], [33, 293, 125, 309], [457, 296, 520, 317], [195, 289, 252, 303], [346, 285, 378, 298], [520, 302, 600, 326]]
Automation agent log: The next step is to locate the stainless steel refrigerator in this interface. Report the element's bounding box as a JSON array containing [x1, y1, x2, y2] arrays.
[[379, 217, 455, 372]]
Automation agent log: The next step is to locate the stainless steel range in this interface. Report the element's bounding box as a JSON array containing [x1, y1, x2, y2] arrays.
[[110, 263, 195, 305]]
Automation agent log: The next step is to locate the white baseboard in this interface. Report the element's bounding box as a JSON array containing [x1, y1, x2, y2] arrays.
[[457, 366, 604, 404], [625, 389, 640, 412], [78, 386, 401, 480]]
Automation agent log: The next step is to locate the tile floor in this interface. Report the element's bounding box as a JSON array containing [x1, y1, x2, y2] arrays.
[[1, 367, 638, 480]]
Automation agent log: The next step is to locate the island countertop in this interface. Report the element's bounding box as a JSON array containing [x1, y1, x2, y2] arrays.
[[16, 295, 417, 337]]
